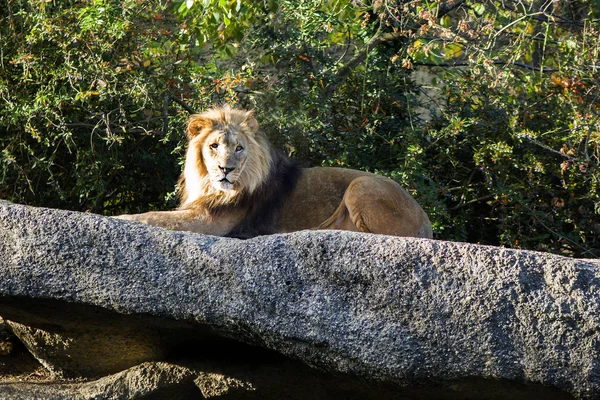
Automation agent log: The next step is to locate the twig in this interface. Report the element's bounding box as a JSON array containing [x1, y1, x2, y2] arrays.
[[494, 11, 545, 39], [526, 206, 599, 257], [163, 93, 169, 134], [413, 60, 558, 72], [449, 194, 495, 210], [518, 135, 578, 161], [170, 95, 196, 114]]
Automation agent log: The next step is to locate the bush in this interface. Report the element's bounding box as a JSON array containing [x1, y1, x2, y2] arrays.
[[2, 0, 598, 257], [1, 0, 190, 213], [419, 2, 600, 256]]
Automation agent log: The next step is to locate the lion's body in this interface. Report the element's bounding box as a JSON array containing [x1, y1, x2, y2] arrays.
[[278, 167, 432, 237], [116, 106, 433, 239]]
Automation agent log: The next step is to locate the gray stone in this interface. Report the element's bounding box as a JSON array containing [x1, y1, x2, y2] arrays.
[[0, 317, 13, 356], [0, 299, 210, 378], [0, 358, 575, 400], [0, 362, 199, 399], [0, 200, 597, 398]]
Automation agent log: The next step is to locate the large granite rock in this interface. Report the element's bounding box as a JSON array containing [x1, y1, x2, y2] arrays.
[[0, 200, 597, 399]]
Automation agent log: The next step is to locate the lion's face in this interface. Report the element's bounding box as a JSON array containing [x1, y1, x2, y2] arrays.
[[179, 106, 273, 208], [201, 129, 248, 192]]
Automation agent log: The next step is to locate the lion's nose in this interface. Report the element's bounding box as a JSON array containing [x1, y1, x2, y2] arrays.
[[219, 166, 235, 175]]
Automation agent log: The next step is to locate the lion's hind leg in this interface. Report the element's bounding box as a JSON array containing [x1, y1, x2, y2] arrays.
[[317, 176, 378, 233], [317, 199, 365, 233], [318, 176, 431, 238]]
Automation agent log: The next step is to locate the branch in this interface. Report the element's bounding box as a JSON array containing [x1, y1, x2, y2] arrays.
[[413, 60, 559, 72], [525, 205, 599, 258], [517, 134, 578, 161], [163, 94, 169, 135], [437, 0, 469, 17], [449, 194, 495, 210], [326, 0, 468, 96], [326, 30, 404, 96], [169, 95, 196, 114], [504, 0, 586, 27]]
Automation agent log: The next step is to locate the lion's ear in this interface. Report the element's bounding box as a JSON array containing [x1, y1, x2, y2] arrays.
[[243, 112, 259, 134], [187, 115, 213, 138]]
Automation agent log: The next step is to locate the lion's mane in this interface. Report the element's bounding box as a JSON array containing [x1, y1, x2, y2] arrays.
[[178, 106, 302, 238]]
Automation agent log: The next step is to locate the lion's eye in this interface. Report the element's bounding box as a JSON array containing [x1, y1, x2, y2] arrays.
[[236, 145, 244, 152], [209, 143, 219, 149]]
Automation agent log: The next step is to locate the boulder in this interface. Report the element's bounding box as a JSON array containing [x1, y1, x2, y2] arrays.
[[0, 317, 13, 356], [0, 200, 598, 399], [0, 362, 198, 399]]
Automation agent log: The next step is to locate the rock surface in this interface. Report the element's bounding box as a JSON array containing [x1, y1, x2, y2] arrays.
[[0, 200, 598, 399]]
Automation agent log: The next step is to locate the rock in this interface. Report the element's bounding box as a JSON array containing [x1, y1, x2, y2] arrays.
[[0, 317, 13, 356], [0, 316, 50, 384], [0, 358, 575, 400], [0, 299, 211, 378], [0, 200, 597, 399], [0, 362, 199, 399]]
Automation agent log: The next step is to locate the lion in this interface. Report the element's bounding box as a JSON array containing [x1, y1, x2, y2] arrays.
[[116, 105, 433, 239]]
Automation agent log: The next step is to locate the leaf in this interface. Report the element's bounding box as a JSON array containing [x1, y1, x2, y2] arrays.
[[177, 1, 188, 14], [472, 4, 485, 15], [565, 38, 577, 50], [440, 15, 451, 28], [443, 43, 463, 60]]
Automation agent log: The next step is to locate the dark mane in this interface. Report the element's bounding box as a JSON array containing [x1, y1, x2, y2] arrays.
[[224, 150, 303, 239]]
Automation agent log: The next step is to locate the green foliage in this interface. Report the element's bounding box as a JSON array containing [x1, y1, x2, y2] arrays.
[[427, 69, 600, 255], [418, 1, 600, 256], [1, 0, 192, 213], [1, 0, 598, 257]]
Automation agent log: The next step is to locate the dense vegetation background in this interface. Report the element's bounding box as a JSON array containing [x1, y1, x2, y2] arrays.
[[1, 0, 599, 257]]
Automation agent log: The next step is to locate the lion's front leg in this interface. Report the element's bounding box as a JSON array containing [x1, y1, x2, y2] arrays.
[[114, 210, 204, 232], [113, 209, 244, 236]]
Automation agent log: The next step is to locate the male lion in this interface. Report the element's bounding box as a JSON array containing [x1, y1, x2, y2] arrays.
[[116, 105, 433, 239]]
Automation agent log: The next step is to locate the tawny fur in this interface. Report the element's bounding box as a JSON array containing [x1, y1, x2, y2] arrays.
[[116, 105, 433, 239], [179, 106, 271, 210]]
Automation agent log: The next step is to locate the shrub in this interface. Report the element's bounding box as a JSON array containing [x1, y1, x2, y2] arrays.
[[2, 0, 598, 257]]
